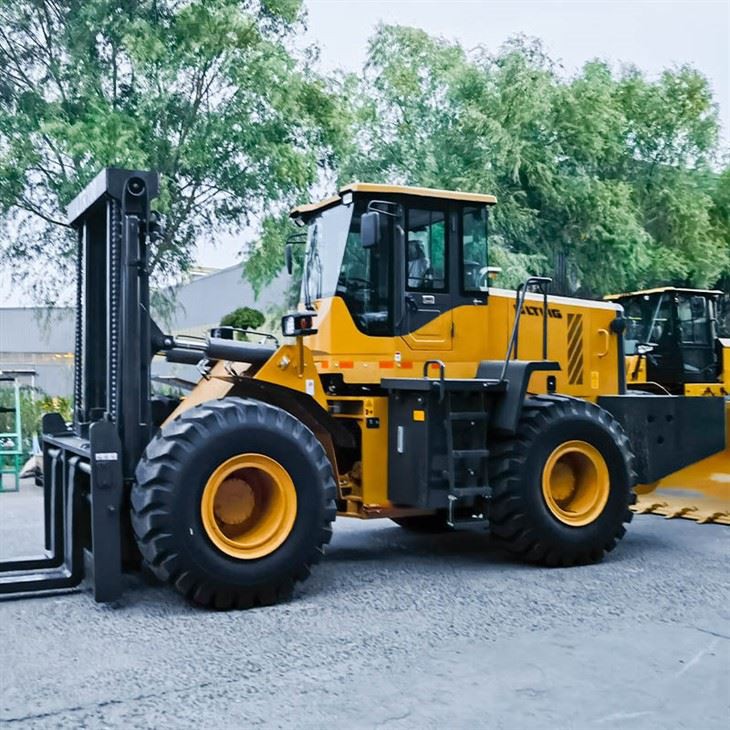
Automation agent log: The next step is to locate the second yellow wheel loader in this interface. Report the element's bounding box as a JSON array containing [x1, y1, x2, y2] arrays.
[[605, 288, 729, 524], [0, 169, 725, 609]]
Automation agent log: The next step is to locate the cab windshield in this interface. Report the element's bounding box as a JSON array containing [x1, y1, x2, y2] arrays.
[[302, 199, 392, 335], [301, 203, 353, 308]]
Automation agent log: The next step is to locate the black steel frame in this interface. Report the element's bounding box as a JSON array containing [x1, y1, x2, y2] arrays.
[[0, 168, 159, 601]]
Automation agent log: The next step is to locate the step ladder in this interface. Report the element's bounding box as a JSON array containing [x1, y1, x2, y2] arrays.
[[442, 390, 491, 528]]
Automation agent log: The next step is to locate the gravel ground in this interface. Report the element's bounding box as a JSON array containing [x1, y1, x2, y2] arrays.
[[0, 474, 728, 729]]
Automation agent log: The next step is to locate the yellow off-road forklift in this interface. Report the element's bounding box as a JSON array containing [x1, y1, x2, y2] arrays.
[[605, 288, 729, 524], [0, 169, 725, 609]]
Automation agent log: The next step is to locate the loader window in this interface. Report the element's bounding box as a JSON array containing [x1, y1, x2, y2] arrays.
[[406, 207, 446, 291], [461, 205, 489, 292], [677, 296, 712, 345], [336, 202, 392, 335], [622, 294, 673, 355], [649, 295, 674, 345], [622, 297, 650, 355], [302, 203, 353, 308]]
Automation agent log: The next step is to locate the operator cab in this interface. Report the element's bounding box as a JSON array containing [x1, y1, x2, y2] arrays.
[[607, 287, 723, 390], [288, 183, 497, 340]]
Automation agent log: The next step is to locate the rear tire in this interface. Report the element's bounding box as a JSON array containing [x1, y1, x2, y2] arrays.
[[130, 397, 336, 609], [489, 395, 636, 566]]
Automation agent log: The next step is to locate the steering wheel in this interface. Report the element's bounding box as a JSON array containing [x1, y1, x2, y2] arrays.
[[635, 342, 662, 375]]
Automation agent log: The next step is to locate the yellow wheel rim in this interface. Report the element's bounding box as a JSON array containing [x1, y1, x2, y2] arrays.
[[541, 440, 610, 527], [201, 453, 297, 560]]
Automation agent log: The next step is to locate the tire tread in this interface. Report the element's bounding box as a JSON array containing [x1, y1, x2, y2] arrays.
[[130, 397, 336, 609], [489, 395, 636, 566]]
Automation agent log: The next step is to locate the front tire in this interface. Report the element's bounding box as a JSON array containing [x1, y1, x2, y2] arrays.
[[130, 397, 336, 609], [489, 396, 636, 566]]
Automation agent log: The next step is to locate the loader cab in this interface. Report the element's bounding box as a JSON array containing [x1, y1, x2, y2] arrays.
[[290, 184, 497, 344], [611, 288, 722, 390]]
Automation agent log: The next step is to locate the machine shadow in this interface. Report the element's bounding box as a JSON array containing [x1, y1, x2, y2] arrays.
[[84, 518, 665, 614], [326, 524, 511, 565]]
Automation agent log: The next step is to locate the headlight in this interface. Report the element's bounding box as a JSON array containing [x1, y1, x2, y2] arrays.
[[281, 313, 317, 337]]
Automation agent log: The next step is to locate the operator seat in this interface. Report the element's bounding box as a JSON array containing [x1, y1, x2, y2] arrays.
[[407, 240, 429, 289]]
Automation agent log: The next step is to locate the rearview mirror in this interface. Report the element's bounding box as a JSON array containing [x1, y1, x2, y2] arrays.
[[285, 243, 293, 275], [361, 211, 381, 249]]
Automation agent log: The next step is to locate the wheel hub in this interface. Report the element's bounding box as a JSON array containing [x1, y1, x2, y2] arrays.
[[213, 478, 255, 526], [201, 453, 297, 560], [542, 440, 610, 527]]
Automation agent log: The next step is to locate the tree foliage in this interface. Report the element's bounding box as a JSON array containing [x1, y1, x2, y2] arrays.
[[336, 26, 729, 295], [1, 13, 727, 302], [0, 0, 343, 301], [220, 305, 265, 330], [0, 386, 72, 453]]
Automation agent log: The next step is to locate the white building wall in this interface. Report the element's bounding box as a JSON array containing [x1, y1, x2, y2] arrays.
[[0, 265, 289, 396]]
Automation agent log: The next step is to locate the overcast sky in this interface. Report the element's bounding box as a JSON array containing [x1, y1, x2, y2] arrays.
[[1, 0, 727, 306]]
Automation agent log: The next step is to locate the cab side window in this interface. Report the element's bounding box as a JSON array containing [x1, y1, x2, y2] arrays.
[[677, 296, 711, 345], [406, 208, 446, 291], [461, 206, 488, 292], [623, 298, 645, 355], [336, 202, 392, 336]]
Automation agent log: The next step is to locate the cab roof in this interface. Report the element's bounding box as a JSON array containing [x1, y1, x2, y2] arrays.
[[604, 286, 723, 301], [289, 183, 497, 219]]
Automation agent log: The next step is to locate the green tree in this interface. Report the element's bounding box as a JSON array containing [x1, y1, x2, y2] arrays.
[[0, 386, 72, 453], [0, 0, 343, 301], [221, 307, 266, 340], [334, 25, 729, 296], [220, 305, 265, 330], [706, 164, 730, 334]]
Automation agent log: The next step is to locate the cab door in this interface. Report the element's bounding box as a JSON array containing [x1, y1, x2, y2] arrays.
[[401, 204, 453, 351], [676, 294, 719, 382]]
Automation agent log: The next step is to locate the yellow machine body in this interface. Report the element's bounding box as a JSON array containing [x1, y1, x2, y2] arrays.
[[308, 290, 621, 397], [169, 194, 725, 524], [168, 294, 622, 520], [167, 184, 628, 519]]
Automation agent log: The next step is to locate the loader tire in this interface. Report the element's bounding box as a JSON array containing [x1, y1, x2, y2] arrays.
[[391, 514, 452, 533], [489, 395, 636, 566], [130, 397, 336, 609]]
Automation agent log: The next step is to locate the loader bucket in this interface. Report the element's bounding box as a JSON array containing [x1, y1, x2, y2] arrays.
[[633, 399, 730, 524]]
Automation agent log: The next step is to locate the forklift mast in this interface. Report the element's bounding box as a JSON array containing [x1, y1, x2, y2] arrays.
[[0, 168, 160, 601], [69, 168, 159, 471]]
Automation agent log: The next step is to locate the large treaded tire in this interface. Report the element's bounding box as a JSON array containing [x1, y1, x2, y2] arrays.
[[130, 397, 336, 609], [489, 395, 636, 566]]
